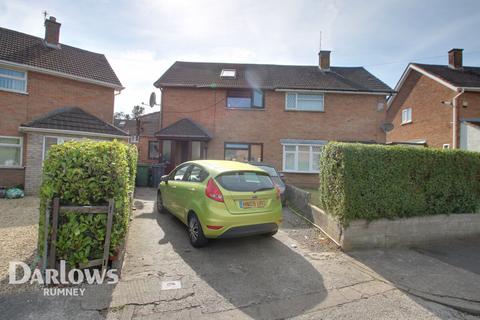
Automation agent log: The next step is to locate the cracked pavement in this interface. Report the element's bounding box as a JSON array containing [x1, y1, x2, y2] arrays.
[[1, 187, 479, 319]]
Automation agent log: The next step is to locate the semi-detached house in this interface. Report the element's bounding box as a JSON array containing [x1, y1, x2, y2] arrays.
[[154, 51, 394, 188], [0, 17, 126, 194]]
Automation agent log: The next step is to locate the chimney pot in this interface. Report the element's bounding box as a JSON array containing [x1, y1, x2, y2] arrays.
[[448, 48, 463, 70], [44, 16, 61, 47], [318, 50, 331, 71]]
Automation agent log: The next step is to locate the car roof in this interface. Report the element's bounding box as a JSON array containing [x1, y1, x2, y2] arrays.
[[186, 160, 266, 175]]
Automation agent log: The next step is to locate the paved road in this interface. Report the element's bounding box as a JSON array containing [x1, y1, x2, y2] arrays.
[[1, 188, 478, 319]]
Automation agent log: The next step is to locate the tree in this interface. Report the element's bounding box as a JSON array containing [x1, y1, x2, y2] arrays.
[[114, 111, 131, 120], [131, 105, 145, 136]]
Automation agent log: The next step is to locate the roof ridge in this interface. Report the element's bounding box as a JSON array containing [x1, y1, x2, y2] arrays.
[[174, 60, 365, 69]]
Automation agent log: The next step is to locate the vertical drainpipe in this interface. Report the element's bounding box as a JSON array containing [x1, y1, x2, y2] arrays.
[[452, 88, 464, 149]]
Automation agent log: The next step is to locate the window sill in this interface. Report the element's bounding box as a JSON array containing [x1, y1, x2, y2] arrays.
[[226, 107, 265, 111], [285, 109, 325, 113], [401, 121, 412, 125], [0, 88, 28, 95], [0, 165, 24, 169]]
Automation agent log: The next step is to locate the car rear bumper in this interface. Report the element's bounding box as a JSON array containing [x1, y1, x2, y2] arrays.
[[217, 223, 278, 238]]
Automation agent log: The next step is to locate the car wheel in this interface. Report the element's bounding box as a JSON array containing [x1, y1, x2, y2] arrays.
[[156, 191, 166, 214], [188, 214, 208, 247], [264, 229, 278, 237]]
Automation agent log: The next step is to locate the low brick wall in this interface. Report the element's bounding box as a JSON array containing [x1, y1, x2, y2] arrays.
[[285, 185, 480, 250], [309, 205, 480, 251]]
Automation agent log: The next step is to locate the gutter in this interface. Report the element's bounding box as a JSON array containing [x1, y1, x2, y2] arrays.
[[0, 59, 124, 91], [18, 126, 129, 139]]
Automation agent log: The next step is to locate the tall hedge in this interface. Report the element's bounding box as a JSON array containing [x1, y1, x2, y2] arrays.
[[319, 142, 480, 224], [38, 140, 138, 267]]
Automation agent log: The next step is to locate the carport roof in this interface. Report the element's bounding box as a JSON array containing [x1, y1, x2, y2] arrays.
[[155, 118, 212, 141]]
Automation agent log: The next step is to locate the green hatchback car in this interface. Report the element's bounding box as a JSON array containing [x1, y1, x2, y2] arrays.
[[156, 160, 283, 247]]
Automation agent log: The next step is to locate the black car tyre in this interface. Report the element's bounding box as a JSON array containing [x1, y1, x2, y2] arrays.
[[188, 214, 208, 247], [156, 191, 166, 214]]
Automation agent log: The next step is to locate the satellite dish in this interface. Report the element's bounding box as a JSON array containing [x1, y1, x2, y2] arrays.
[[149, 92, 157, 108], [381, 123, 394, 133]]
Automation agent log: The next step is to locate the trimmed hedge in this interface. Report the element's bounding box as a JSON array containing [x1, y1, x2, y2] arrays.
[[38, 140, 138, 267], [319, 142, 480, 224]]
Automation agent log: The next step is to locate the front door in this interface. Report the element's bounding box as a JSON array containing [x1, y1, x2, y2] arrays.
[[163, 140, 206, 174]]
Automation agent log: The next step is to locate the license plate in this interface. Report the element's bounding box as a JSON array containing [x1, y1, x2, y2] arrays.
[[239, 199, 266, 209]]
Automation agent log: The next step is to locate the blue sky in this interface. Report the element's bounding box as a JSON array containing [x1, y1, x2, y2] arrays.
[[2, 0, 480, 114]]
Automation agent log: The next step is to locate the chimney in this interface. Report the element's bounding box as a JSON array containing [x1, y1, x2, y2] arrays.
[[318, 50, 331, 71], [44, 16, 61, 47], [448, 48, 463, 70]]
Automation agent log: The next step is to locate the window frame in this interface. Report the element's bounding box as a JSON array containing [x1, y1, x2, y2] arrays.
[[224, 142, 263, 162], [148, 140, 160, 160], [169, 164, 192, 181], [401, 107, 412, 124], [185, 164, 209, 183], [226, 89, 264, 110], [282, 143, 324, 173], [0, 135, 23, 168], [285, 92, 324, 112], [0, 67, 28, 94]]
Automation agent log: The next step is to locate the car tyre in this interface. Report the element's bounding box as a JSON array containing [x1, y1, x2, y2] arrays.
[[188, 214, 208, 247], [156, 191, 166, 214], [264, 229, 278, 237]]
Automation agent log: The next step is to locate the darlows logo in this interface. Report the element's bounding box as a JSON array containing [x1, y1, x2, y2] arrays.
[[9, 260, 119, 296]]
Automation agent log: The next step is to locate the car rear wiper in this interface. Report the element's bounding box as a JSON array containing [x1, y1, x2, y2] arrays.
[[252, 187, 274, 193]]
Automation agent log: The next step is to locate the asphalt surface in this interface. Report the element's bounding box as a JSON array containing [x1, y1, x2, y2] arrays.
[[1, 187, 478, 320]]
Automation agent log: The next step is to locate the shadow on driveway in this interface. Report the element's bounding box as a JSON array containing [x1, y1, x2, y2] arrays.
[[144, 207, 327, 319]]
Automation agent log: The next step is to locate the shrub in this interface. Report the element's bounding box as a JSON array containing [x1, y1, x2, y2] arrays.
[[319, 142, 480, 224], [38, 140, 137, 267]]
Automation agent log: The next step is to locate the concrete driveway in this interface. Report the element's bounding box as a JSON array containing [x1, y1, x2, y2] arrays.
[[1, 187, 478, 319]]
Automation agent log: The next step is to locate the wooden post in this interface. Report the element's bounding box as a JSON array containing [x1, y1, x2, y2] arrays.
[[41, 203, 50, 273], [48, 198, 60, 269], [102, 199, 115, 272]]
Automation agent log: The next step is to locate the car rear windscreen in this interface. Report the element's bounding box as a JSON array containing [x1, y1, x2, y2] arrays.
[[216, 171, 274, 192]]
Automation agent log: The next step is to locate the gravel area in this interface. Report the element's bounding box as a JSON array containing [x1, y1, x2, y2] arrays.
[[281, 207, 339, 252], [0, 196, 40, 295]]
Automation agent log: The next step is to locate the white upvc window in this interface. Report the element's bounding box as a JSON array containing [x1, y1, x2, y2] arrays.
[[42, 136, 79, 161], [285, 92, 324, 111], [0, 136, 23, 167], [402, 108, 412, 124], [130, 135, 139, 143], [0, 67, 27, 93], [282, 143, 324, 173]]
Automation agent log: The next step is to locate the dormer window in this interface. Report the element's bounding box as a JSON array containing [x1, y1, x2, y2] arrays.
[[220, 69, 236, 78]]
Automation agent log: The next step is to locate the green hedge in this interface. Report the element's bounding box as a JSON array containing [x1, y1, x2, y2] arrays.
[[319, 142, 480, 224], [38, 140, 138, 267]]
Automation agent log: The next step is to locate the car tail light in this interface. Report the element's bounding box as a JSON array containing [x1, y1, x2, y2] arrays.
[[207, 225, 224, 230], [274, 185, 281, 200], [205, 178, 224, 202]]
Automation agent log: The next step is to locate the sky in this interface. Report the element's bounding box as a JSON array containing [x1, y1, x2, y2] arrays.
[[1, 0, 480, 115]]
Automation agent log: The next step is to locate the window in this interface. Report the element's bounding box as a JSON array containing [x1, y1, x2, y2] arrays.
[[0, 67, 27, 93], [443, 144, 450, 149], [286, 92, 324, 111], [220, 69, 236, 78], [0, 136, 22, 167], [282, 144, 324, 173], [161, 140, 171, 162], [187, 165, 209, 182], [148, 141, 160, 159], [43, 136, 77, 161], [227, 89, 264, 109], [216, 171, 274, 192], [224, 143, 263, 162], [402, 108, 412, 124], [172, 165, 190, 181], [130, 135, 139, 143]]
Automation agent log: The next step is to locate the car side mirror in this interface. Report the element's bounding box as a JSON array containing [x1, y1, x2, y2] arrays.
[[161, 175, 169, 183]]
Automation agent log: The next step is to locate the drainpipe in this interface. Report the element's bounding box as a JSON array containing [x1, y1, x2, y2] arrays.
[[452, 88, 464, 149]]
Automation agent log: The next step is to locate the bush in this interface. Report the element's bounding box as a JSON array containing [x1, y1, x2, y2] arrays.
[[319, 142, 480, 224], [38, 140, 137, 267]]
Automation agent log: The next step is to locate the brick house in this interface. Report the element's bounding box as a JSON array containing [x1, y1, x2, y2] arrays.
[[153, 51, 393, 187], [114, 111, 161, 164], [0, 17, 126, 194], [386, 49, 480, 150]]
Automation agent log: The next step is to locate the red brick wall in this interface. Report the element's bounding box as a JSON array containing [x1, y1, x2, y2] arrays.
[[386, 70, 458, 148], [0, 70, 115, 186], [161, 87, 387, 187]]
